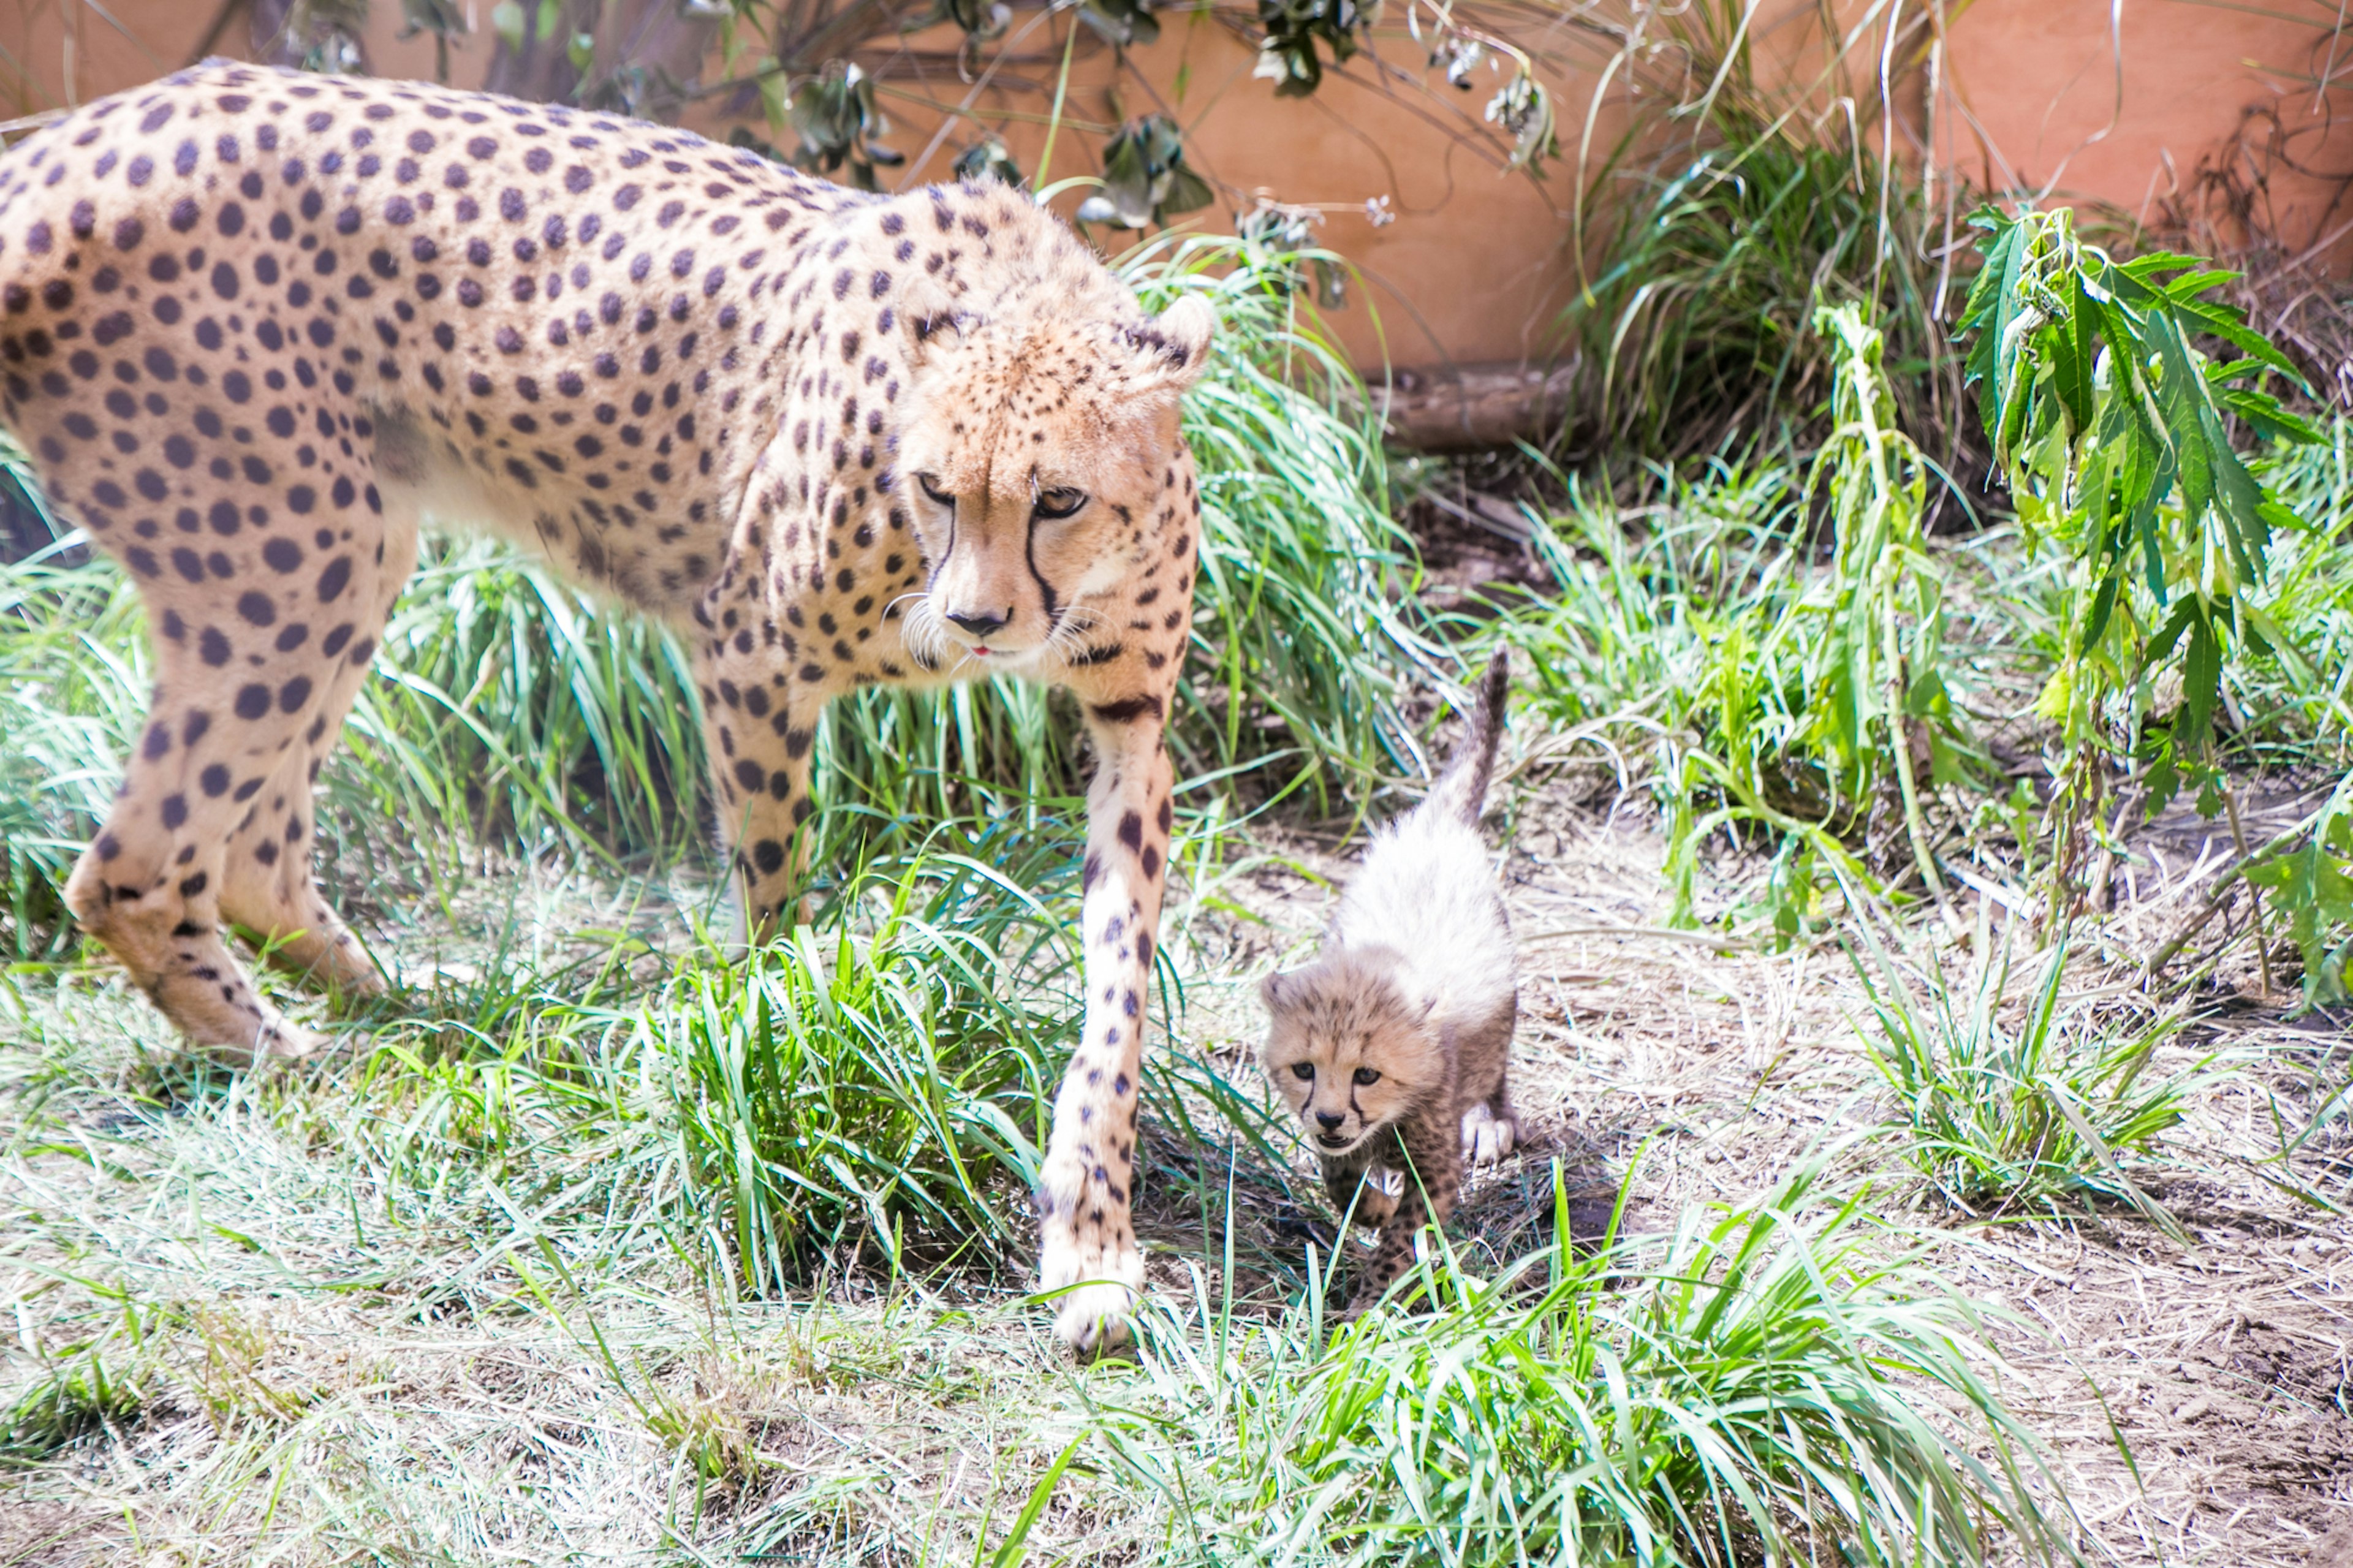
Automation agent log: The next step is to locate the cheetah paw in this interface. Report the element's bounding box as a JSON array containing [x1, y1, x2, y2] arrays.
[[267, 1020, 330, 1059], [1461, 1104, 1519, 1166], [1037, 1234, 1143, 1357]]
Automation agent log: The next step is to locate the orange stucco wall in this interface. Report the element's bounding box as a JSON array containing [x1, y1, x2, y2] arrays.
[[4, 0, 2346, 371]]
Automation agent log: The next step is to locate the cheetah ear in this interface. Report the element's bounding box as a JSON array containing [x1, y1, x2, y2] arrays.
[[905, 306, 981, 369], [1259, 969, 1292, 1013], [1122, 294, 1216, 395]]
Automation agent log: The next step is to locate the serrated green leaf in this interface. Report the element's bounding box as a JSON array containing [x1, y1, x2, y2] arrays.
[[2080, 572, 2121, 654], [2214, 384, 2325, 445], [2173, 296, 2307, 386], [2050, 275, 2095, 437], [2154, 267, 2239, 300], [2115, 250, 2213, 280], [2148, 597, 2199, 662], [2178, 607, 2222, 759]]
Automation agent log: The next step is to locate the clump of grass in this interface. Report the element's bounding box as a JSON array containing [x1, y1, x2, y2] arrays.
[[338, 540, 709, 868], [3, 1333, 154, 1464], [0, 554, 149, 960], [653, 824, 1085, 1293], [1088, 1162, 2077, 1567], [1852, 926, 2201, 1227], [1564, 10, 1962, 465]]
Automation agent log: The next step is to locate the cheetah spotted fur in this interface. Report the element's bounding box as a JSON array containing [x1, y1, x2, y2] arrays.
[[0, 61, 1212, 1354]]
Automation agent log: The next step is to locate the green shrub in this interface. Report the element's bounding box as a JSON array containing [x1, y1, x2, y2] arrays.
[[1498, 308, 1969, 930]]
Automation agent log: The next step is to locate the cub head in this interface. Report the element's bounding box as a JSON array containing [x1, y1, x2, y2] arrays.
[[1259, 947, 1446, 1157], [895, 292, 1214, 669]]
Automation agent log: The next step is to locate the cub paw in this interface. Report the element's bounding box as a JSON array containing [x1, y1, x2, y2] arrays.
[[1037, 1230, 1143, 1357], [1461, 1104, 1519, 1166]]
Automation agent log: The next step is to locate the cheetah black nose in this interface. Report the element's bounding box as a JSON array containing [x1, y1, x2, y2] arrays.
[[946, 608, 1010, 637], [1316, 1112, 1345, 1132]]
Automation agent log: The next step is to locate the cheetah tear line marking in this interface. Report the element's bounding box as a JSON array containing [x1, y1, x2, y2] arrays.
[[0, 62, 1211, 1356]]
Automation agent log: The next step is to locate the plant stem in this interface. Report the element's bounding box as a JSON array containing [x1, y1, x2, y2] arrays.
[[1031, 6, 1080, 193]]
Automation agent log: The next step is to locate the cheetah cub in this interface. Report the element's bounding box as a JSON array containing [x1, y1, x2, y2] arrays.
[[1259, 651, 1518, 1311]]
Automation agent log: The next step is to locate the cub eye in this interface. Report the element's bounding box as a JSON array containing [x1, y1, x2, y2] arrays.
[[916, 473, 954, 506], [1290, 1062, 1314, 1081], [1033, 488, 1088, 520], [1352, 1067, 1381, 1087]]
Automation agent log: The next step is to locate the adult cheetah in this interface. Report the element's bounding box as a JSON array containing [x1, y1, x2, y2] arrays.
[[0, 61, 1211, 1352]]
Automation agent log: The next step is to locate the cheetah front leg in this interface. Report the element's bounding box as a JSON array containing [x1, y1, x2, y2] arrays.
[[1036, 695, 1175, 1354], [1349, 1113, 1464, 1316], [1320, 1153, 1397, 1231]]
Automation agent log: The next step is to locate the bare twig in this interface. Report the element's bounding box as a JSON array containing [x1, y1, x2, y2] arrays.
[[2142, 811, 2326, 987]]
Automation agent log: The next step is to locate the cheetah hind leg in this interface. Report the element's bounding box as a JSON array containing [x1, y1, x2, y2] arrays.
[[219, 825, 385, 1003], [66, 834, 326, 1065], [217, 693, 384, 1004], [220, 479, 416, 1008]]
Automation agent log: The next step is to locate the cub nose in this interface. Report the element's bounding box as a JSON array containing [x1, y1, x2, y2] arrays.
[[946, 608, 1009, 637], [1316, 1112, 1345, 1131]]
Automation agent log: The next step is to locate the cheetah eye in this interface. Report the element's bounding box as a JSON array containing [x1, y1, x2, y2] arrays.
[[1352, 1067, 1381, 1087], [1290, 1062, 1314, 1081], [1033, 488, 1088, 521], [916, 473, 954, 507]]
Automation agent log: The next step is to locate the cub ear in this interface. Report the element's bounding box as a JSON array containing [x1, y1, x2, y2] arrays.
[[1258, 969, 1292, 1012], [1122, 294, 1216, 395]]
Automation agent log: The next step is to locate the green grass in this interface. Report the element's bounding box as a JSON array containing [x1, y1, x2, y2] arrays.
[[0, 553, 150, 961], [656, 830, 1080, 1292], [1488, 430, 1970, 931], [1562, 7, 1963, 466], [1852, 926, 2203, 1227], [10, 197, 2338, 1566], [1082, 1161, 2076, 1567]]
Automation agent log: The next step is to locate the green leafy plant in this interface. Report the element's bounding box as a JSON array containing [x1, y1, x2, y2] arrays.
[[1854, 928, 2199, 1227], [1502, 306, 1963, 930], [782, 59, 903, 190], [2243, 776, 2353, 1006], [1074, 116, 1213, 231], [1957, 205, 2324, 897]]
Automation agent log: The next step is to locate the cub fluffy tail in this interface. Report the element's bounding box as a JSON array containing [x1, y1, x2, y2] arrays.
[[1420, 651, 1510, 828]]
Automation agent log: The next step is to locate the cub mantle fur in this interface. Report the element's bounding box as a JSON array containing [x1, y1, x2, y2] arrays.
[[0, 61, 1213, 1354], [1258, 650, 1518, 1311]]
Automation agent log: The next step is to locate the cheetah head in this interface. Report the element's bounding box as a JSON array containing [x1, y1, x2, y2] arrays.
[[1259, 947, 1447, 1157], [895, 293, 1214, 668]]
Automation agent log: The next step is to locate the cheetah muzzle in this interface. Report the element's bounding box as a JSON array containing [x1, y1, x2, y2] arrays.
[[0, 62, 1211, 1356]]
